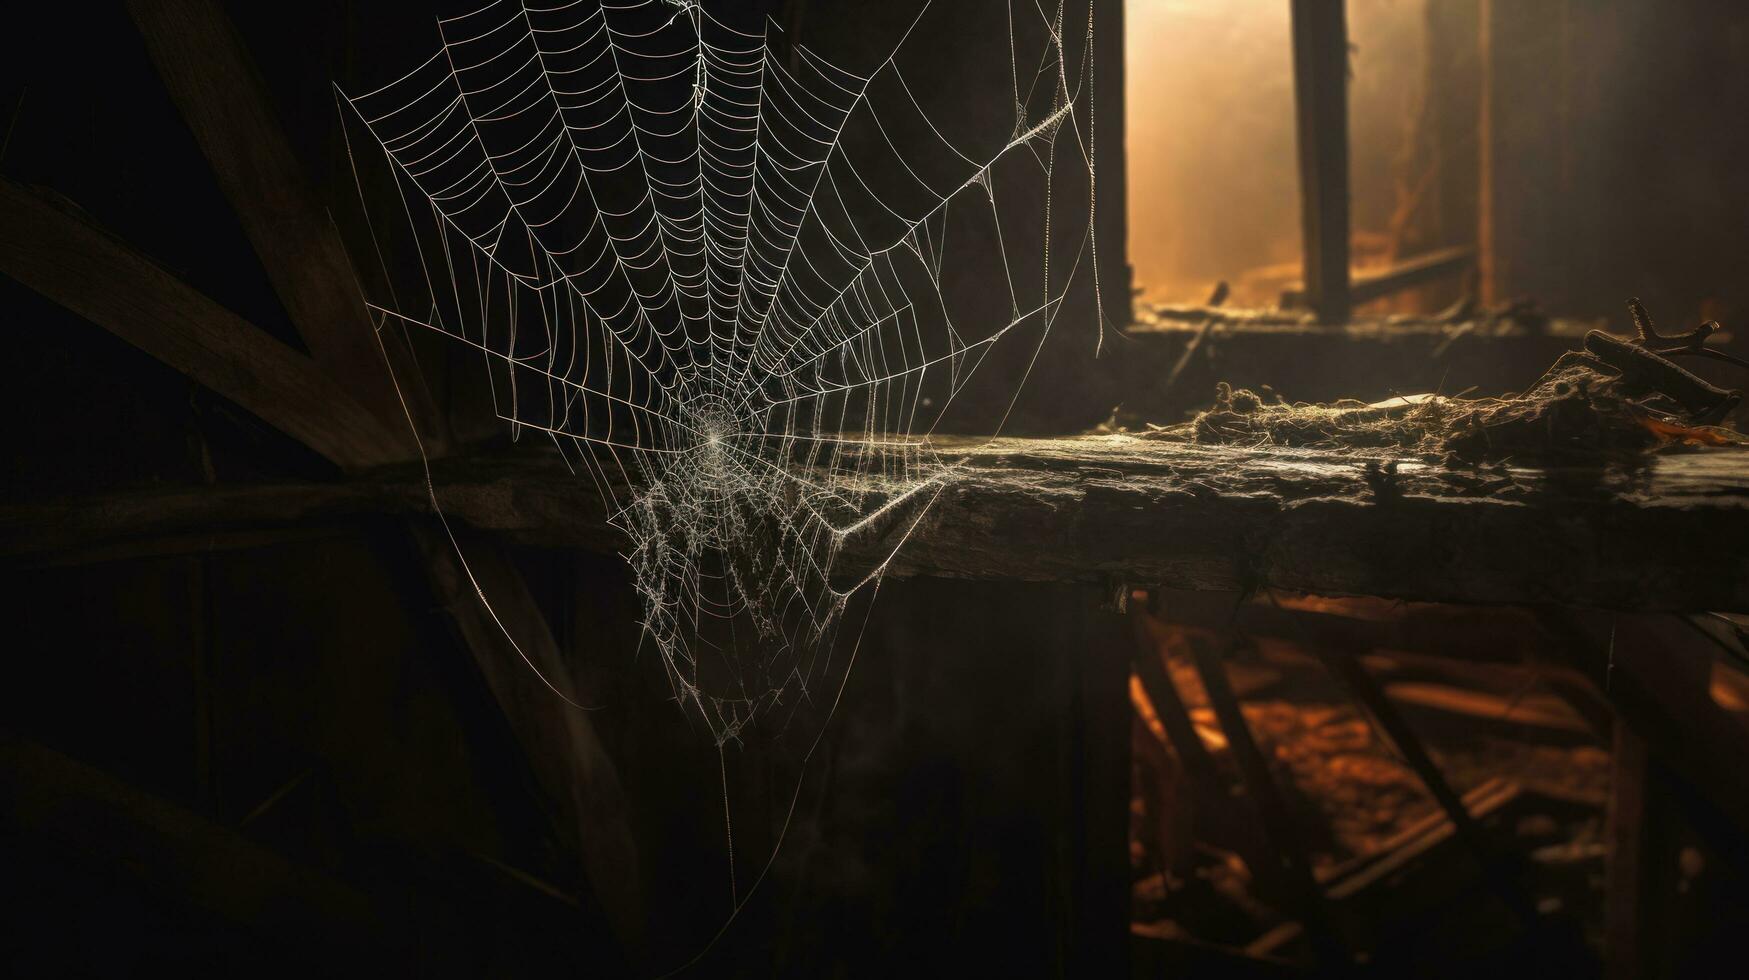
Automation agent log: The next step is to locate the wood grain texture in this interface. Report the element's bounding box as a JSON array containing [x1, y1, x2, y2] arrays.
[[8, 435, 1747, 611], [125, 0, 446, 455], [0, 179, 411, 469]]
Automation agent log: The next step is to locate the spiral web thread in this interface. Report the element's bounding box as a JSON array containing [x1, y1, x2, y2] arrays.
[[338, 0, 1099, 746]]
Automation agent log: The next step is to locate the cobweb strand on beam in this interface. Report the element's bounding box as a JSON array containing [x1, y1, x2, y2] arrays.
[[338, 0, 1100, 746]]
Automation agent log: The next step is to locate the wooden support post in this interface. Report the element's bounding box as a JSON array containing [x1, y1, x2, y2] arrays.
[[1600, 712, 1707, 980], [0, 179, 411, 470], [1476, 0, 1579, 310], [125, 0, 448, 455], [1290, 0, 1351, 323], [1068, 587, 1135, 975], [1420, 0, 1483, 267], [1603, 719, 1653, 980], [1189, 639, 1347, 967], [1092, 0, 1133, 324]]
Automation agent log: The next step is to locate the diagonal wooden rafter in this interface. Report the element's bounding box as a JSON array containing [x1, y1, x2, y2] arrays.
[[412, 524, 645, 960], [1, 733, 388, 951], [0, 733, 605, 968], [3, 174, 646, 953], [0, 178, 410, 471], [99, 4, 641, 953], [125, 0, 449, 456]]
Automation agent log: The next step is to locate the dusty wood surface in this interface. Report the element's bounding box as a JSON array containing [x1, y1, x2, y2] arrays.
[[1127, 307, 1593, 338], [125, 0, 447, 453], [873, 436, 1749, 610], [7, 435, 1747, 611], [0, 179, 411, 470], [1110, 308, 1630, 432]]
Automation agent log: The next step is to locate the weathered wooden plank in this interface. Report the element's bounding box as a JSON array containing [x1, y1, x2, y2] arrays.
[[410, 523, 644, 960], [125, 0, 446, 455], [0, 179, 411, 470], [5, 436, 1748, 611], [868, 437, 1749, 610]]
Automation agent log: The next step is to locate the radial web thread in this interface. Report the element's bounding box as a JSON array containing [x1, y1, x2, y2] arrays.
[[338, 0, 1100, 745]]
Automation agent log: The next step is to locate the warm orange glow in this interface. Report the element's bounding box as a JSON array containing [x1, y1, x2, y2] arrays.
[[1124, 0, 1301, 307], [1124, 1, 1434, 309]]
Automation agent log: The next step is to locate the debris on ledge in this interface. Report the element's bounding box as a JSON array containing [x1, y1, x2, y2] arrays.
[[1135, 299, 1747, 464]]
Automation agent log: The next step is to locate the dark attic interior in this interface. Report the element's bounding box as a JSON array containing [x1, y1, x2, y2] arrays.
[[4, 1, 1749, 976]]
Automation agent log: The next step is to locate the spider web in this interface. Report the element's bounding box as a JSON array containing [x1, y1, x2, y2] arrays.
[[337, 0, 1100, 747]]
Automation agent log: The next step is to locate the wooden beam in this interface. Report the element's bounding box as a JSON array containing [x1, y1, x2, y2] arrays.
[[1280, 245, 1475, 309], [1324, 777, 1520, 900], [0, 179, 411, 470], [1329, 651, 1496, 846], [1, 733, 603, 969], [0, 734, 387, 956], [1, 523, 364, 571], [6, 436, 1749, 611], [1323, 648, 1536, 924], [125, 0, 447, 456], [1289, 0, 1352, 323], [1130, 620, 1223, 800], [1245, 778, 1526, 958], [410, 523, 644, 961], [1189, 638, 1348, 966]]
